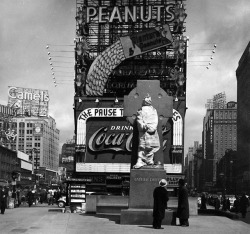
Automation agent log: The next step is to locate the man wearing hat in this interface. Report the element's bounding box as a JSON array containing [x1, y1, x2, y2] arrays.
[[152, 179, 169, 229], [176, 178, 189, 227]]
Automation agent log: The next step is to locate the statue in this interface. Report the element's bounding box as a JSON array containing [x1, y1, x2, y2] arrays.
[[133, 94, 160, 169]]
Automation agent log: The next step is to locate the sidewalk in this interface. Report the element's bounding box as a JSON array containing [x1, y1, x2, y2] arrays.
[[0, 206, 249, 234]]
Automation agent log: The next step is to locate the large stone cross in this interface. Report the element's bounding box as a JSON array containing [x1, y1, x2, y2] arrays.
[[124, 80, 173, 168]]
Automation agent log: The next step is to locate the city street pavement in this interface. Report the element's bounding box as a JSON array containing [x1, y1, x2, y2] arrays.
[[0, 204, 249, 234]]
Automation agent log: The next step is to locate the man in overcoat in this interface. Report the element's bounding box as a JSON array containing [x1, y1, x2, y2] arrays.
[[153, 179, 169, 229], [0, 186, 7, 214], [176, 179, 189, 226], [240, 192, 249, 218]]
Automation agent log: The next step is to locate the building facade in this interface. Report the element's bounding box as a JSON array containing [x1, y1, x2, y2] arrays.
[[59, 137, 75, 178], [73, 0, 188, 196], [11, 116, 60, 172], [236, 41, 250, 194], [203, 97, 237, 191]]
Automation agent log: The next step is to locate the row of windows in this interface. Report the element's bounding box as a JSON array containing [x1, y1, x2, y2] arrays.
[[214, 111, 237, 119]]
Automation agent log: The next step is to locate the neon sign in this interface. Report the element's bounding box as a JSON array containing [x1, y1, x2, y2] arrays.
[[86, 5, 175, 23]]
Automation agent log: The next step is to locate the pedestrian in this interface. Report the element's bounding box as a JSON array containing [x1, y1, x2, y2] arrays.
[[215, 196, 220, 210], [176, 179, 189, 227], [240, 192, 249, 218], [200, 193, 207, 210], [152, 179, 169, 229], [40, 189, 46, 204], [226, 198, 231, 211], [0, 186, 7, 214], [27, 189, 34, 207], [233, 196, 240, 213], [47, 190, 54, 205], [222, 195, 227, 211]]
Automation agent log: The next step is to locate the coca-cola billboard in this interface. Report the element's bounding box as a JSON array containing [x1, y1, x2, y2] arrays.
[[85, 118, 132, 163]]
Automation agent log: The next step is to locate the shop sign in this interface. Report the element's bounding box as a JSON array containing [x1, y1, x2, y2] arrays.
[[166, 175, 184, 187], [106, 174, 122, 180], [66, 178, 92, 183], [86, 4, 175, 24]]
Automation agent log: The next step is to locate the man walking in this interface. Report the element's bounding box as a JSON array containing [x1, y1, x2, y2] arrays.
[[0, 186, 7, 214], [153, 179, 169, 229], [177, 179, 189, 227]]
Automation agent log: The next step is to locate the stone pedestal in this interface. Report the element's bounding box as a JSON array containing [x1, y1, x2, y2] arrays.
[[120, 169, 176, 225], [129, 169, 166, 208]]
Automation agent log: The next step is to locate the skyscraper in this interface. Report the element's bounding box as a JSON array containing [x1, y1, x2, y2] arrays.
[[236, 41, 250, 193], [203, 93, 237, 190]]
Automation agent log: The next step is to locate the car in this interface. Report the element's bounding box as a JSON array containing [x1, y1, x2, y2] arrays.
[[57, 196, 66, 208], [225, 195, 236, 209]]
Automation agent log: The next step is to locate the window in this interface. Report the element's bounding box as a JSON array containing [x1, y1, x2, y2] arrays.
[[19, 122, 25, 128]]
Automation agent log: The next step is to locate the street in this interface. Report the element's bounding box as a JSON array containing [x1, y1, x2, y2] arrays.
[[0, 204, 249, 234]]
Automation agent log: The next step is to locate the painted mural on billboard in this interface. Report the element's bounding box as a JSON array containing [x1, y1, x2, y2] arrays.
[[7, 86, 49, 117]]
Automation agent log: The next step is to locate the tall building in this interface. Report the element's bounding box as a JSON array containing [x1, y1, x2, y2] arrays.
[[186, 142, 199, 189], [236, 41, 250, 193], [59, 137, 75, 178], [12, 116, 60, 172], [203, 93, 237, 190]]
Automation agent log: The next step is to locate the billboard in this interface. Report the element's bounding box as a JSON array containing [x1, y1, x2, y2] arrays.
[[7, 86, 49, 117]]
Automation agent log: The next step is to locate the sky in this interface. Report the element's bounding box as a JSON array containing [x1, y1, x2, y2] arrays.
[[0, 0, 250, 154]]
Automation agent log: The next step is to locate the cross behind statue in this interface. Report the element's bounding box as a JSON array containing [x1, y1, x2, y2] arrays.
[[124, 80, 173, 169]]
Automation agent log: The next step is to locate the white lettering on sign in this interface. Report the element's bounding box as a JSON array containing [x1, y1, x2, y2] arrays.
[[78, 108, 123, 121], [8, 87, 49, 102], [77, 108, 124, 146], [86, 5, 175, 24], [88, 127, 133, 152]]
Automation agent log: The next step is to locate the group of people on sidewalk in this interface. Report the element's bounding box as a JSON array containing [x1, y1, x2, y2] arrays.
[[0, 186, 64, 213], [199, 191, 250, 219], [153, 178, 189, 229], [22, 187, 62, 207]]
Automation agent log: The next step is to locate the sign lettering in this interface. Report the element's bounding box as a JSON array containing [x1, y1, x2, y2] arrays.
[[86, 5, 175, 24]]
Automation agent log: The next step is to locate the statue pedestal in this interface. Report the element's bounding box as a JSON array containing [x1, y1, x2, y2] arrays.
[[121, 169, 176, 225], [129, 169, 166, 209]]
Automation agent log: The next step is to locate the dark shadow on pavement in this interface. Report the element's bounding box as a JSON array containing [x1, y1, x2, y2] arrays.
[[80, 213, 121, 224]]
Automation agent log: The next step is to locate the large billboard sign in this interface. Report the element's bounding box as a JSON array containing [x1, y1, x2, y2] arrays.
[[7, 86, 49, 117], [86, 4, 176, 23]]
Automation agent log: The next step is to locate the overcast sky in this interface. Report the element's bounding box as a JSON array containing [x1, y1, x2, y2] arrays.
[[1, 0, 250, 154]]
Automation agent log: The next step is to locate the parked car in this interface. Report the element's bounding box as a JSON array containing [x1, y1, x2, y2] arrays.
[[57, 196, 66, 208]]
